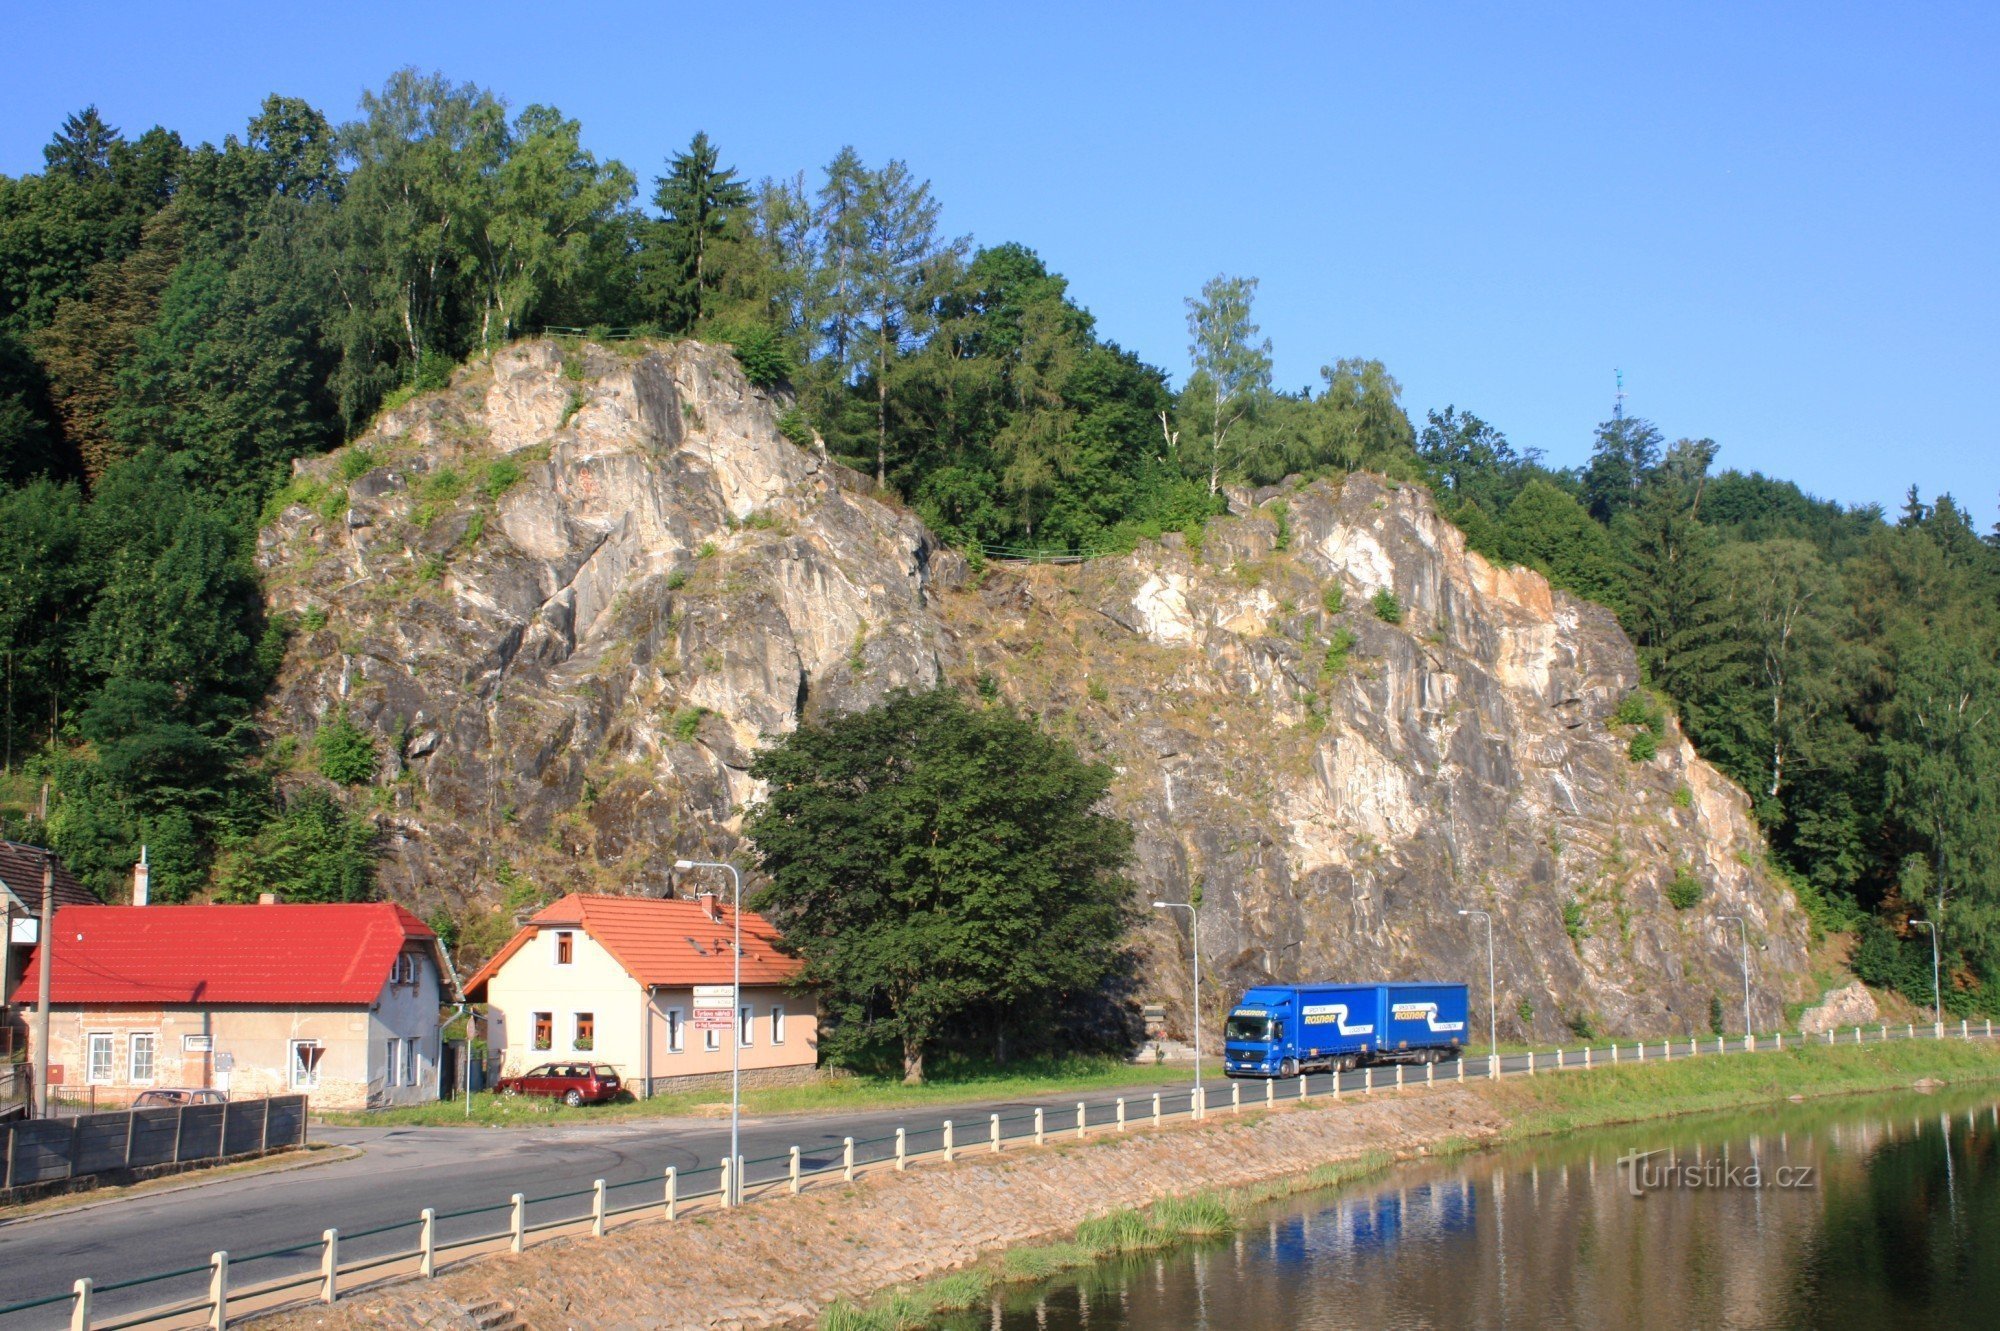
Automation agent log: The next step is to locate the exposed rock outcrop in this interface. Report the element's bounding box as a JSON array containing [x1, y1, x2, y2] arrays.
[[1798, 981, 1879, 1035], [258, 339, 1811, 1040]]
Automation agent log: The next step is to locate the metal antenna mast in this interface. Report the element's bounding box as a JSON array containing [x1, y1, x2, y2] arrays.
[[1614, 368, 1626, 421]]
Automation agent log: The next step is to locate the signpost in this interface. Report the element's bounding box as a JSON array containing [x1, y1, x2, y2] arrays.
[[692, 985, 735, 1032]]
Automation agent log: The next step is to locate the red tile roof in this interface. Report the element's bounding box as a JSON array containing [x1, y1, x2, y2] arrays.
[[0, 842, 99, 911], [9, 903, 445, 1007], [463, 894, 803, 1001]]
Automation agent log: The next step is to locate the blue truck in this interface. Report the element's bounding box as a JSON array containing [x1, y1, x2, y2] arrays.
[[1222, 982, 1469, 1078]]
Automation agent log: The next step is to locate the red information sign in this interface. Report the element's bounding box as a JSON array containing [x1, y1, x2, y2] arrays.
[[691, 1011, 734, 1031]]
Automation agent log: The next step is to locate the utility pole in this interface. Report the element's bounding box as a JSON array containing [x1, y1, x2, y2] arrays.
[[1458, 909, 1497, 1067], [1719, 915, 1752, 1037], [1152, 900, 1201, 1089], [33, 853, 54, 1118]]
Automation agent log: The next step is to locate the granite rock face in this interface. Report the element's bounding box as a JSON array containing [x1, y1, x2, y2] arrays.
[[258, 339, 1810, 1041], [1797, 980, 1880, 1035]]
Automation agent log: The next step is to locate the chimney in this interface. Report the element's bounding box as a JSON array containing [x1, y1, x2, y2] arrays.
[[700, 893, 720, 923], [132, 846, 150, 907], [258, 892, 279, 906]]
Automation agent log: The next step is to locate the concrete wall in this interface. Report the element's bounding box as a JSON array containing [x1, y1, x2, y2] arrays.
[[483, 925, 817, 1089]]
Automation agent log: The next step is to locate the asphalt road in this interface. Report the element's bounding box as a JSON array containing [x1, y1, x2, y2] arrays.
[[0, 1037, 1785, 1327]]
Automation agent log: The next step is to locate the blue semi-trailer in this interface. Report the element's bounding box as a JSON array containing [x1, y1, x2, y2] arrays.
[[1222, 982, 1470, 1078]]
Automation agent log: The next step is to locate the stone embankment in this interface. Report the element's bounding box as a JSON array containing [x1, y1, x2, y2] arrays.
[[260, 1088, 1506, 1331]]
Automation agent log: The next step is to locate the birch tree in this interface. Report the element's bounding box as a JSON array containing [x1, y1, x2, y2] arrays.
[[1182, 274, 1271, 494]]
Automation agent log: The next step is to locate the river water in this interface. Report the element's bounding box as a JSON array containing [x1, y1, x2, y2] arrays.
[[935, 1086, 2000, 1330]]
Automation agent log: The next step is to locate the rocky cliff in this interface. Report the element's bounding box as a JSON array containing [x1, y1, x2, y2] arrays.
[[257, 338, 1811, 1040]]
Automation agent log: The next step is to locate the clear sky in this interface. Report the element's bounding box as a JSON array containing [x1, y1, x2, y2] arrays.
[[5, 2, 1995, 523]]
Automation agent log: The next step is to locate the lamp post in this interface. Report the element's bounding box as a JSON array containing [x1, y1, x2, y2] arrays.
[[675, 858, 741, 1202], [1910, 919, 1942, 1026], [1457, 909, 1497, 1069], [1152, 900, 1201, 1088], [1719, 915, 1752, 1037]]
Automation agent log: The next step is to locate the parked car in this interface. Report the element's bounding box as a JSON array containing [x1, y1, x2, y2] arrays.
[[132, 1088, 229, 1107], [495, 1063, 623, 1106]]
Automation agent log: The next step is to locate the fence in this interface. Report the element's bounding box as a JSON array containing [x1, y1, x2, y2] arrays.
[[5, 1021, 1994, 1331], [0, 1095, 308, 1193]]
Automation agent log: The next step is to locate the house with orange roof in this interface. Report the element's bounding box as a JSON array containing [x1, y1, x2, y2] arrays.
[[463, 894, 817, 1095]]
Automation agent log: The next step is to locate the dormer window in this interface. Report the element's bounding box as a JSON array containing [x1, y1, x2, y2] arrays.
[[554, 930, 575, 965]]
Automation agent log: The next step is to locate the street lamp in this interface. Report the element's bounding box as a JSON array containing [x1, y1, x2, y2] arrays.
[[1910, 919, 1943, 1026], [1153, 900, 1201, 1089], [1457, 909, 1497, 1068], [676, 858, 742, 1202], [1718, 915, 1752, 1038]]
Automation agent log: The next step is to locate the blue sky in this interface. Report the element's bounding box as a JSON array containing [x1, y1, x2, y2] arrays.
[[5, 2, 1995, 523]]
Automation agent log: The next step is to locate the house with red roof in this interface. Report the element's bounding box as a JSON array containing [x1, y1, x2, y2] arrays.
[[463, 894, 816, 1095], [9, 900, 457, 1110], [1, 841, 99, 1058]]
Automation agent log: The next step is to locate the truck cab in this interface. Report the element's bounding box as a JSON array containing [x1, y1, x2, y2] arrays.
[[1223, 999, 1290, 1077]]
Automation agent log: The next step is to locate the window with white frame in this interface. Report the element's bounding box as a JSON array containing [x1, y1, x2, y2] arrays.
[[129, 1032, 157, 1083], [666, 1007, 684, 1053], [290, 1040, 324, 1090], [703, 1026, 720, 1052], [400, 1037, 417, 1086], [739, 1005, 753, 1048], [771, 1006, 785, 1045], [553, 930, 575, 965], [386, 1038, 400, 1085], [86, 1032, 114, 1084], [573, 1012, 595, 1052]]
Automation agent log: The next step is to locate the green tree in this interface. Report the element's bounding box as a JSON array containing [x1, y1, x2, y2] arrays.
[[1581, 416, 1663, 521], [1181, 274, 1272, 495], [217, 787, 376, 903], [1615, 446, 1739, 708], [1498, 479, 1624, 607], [0, 478, 87, 758], [1714, 539, 1847, 801], [314, 707, 379, 785], [30, 206, 184, 479], [324, 70, 508, 423], [1881, 633, 2000, 965], [647, 131, 748, 334], [473, 105, 634, 353], [746, 688, 1134, 1082]]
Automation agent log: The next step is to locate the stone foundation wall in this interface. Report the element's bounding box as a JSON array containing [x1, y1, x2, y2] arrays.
[[640, 1063, 836, 1097]]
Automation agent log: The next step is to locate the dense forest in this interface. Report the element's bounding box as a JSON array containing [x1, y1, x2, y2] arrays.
[[0, 72, 1993, 1015]]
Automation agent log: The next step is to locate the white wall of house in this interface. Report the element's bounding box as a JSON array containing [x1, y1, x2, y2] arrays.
[[486, 925, 644, 1077], [367, 946, 447, 1106]]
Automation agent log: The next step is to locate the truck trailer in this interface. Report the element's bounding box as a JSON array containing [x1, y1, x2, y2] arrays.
[[1221, 982, 1469, 1078]]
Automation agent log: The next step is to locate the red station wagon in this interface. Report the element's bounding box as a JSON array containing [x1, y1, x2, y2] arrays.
[[495, 1062, 623, 1106]]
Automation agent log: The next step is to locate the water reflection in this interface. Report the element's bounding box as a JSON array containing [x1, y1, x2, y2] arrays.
[[934, 1088, 2000, 1330]]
